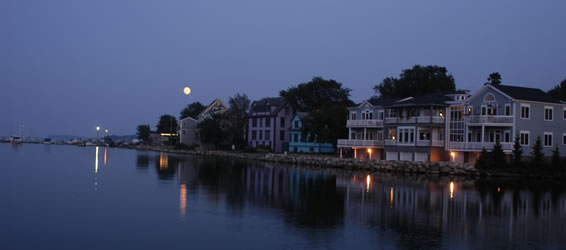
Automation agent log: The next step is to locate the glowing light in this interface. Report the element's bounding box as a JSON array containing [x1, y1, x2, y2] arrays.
[[105, 129, 109, 134], [450, 152, 456, 162], [180, 184, 187, 220], [95, 146, 99, 173], [104, 147, 107, 166], [390, 187, 394, 206], [450, 181, 454, 199], [497, 187, 500, 192], [96, 126, 100, 131], [366, 175, 370, 192], [392, 136, 396, 140], [160, 152, 168, 170], [183, 87, 191, 95], [160, 133, 179, 136], [367, 148, 372, 160]]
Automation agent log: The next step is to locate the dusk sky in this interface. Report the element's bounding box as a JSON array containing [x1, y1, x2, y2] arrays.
[[2, 0, 565, 137]]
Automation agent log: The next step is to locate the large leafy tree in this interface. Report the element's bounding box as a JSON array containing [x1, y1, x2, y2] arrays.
[[156, 114, 178, 133], [301, 105, 349, 148], [548, 79, 566, 101], [198, 114, 226, 146], [180, 102, 206, 120], [280, 76, 353, 112], [280, 77, 354, 148], [373, 65, 456, 98], [224, 93, 250, 147], [136, 124, 150, 142], [484, 72, 502, 86]]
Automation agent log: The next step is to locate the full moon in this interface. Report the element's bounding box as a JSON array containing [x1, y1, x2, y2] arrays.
[[183, 87, 191, 95]]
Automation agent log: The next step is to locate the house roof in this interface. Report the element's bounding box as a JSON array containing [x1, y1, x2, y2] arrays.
[[250, 97, 286, 114], [294, 112, 309, 120], [367, 97, 404, 106], [197, 98, 228, 119], [492, 84, 562, 104], [390, 92, 452, 107]]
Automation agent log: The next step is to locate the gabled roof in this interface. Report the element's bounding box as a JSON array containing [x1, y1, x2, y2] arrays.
[[492, 84, 562, 104], [367, 97, 404, 106], [293, 112, 309, 120], [197, 98, 228, 119]]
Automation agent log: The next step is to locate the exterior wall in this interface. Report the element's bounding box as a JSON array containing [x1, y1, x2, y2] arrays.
[[515, 100, 566, 157], [179, 117, 198, 145], [247, 102, 295, 153], [466, 87, 514, 116]]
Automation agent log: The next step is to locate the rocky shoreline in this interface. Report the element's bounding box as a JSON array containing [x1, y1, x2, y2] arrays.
[[123, 145, 490, 177]]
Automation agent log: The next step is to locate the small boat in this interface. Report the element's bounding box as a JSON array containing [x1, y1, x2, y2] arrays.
[[10, 136, 23, 144]]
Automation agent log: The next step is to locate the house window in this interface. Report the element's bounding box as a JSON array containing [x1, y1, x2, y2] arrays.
[[252, 130, 257, 140], [293, 134, 298, 142], [521, 104, 530, 119], [280, 117, 285, 127], [389, 109, 397, 117], [377, 132, 383, 140], [280, 130, 285, 140], [520, 131, 529, 146], [388, 128, 397, 140], [265, 130, 271, 140], [252, 118, 257, 127], [259, 130, 263, 140], [294, 120, 299, 129], [563, 134, 566, 145], [259, 118, 263, 127], [368, 112, 373, 120], [505, 131, 510, 143], [505, 104, 511, 116], [544, 133, 553, 147], [544, 106, 553, 121], [398, 127, 415, 145], [351, 112, 357, 120], [481, 106, 487, 116], [418, 129, 431, 140], [438, 129, 444, 141], [487, 104, 496, 115], [378, 111, 384, 120], [265, 118, 271, 127], [361, 112, 365, 120], [563, 108, 566, 120]]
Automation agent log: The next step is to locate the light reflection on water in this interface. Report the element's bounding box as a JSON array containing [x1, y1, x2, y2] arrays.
[[1, 144, 566, 250]]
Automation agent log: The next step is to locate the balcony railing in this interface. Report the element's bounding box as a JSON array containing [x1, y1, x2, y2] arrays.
[[346, 120, 384, 128], [384, 139, 397, 146], [384, 116, 444, 124], [337, 139, 384, 147], [465, 115, 513, 124], [416, 140, 445, 147], [449, 141, 512, 151]]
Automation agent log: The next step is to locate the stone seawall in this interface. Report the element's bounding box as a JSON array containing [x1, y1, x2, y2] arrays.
[[124, 145, 479, 177]]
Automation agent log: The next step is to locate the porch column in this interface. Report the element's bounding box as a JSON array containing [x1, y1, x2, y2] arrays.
[[481, 125, 485, 144], [340, 148, 343, 159], [349, 128, 352, 140], [364, 128, 367, 140]]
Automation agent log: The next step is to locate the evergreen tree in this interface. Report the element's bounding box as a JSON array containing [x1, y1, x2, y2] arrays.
[[531, 136, 545, 168], [475, 147, 491, 170], [551, 147, 562, 170], [511, 135, 523, 168], [491, 140, 507, 168]]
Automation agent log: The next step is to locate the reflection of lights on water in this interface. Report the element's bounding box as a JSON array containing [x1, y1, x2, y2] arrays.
[[366, 175, 370, 192], [104, 147, 107, 166], [390, 187, 394, 206], [180, 184, 187, 220], [95, 146, 99, 174], [450, 181, 454, 199], [498, 187, 501, 192], [160, 153, 168, 170]]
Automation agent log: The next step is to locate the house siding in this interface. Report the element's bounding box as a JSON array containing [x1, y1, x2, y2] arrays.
[[515, 101, 566, 157]]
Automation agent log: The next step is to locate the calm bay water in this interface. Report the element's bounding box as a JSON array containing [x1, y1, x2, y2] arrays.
[[1, 144, 565, 250]]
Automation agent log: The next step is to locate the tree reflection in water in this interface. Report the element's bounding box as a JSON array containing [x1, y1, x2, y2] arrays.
[[135, 152, 566, 249]]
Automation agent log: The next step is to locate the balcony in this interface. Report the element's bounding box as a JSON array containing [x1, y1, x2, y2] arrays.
[[337, 139, 384, 148], [385, 116, 444, 124], [384, 139, 397, 146], [346, 119, 384, 128], [449, 141, 512, 151], [465, 115, 513, 125], [416, 140, 445, 147]]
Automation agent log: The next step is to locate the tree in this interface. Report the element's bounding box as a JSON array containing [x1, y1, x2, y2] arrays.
[[475, 147, 491, 170], [156, 114, 178, 134], [198, 114, 226, 146], [511, 135, 523, 167], [301, 104, 349, 148], [491, 140, 507, 168], [180, 102, 206, 120], [551, 147, 561, 169], [136, 124, 150, 143], [484, 72, 502, 86], [548, 79, 566, 101], [531, 136, 545, 167], [280, 76, 354, 112], [224, 93, 250, 147], [373, 65, 456, 98]]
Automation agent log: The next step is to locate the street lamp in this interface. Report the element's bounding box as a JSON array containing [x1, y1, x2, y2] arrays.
[[96, 126, 100, 140]]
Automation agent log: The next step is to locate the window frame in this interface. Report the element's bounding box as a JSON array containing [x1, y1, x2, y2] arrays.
[[505, 104, 511, 116], [544, 106, 553, 121], [520, 104, 530, 119], [544, 132, 553, 147], [520, 131, 530, 146]]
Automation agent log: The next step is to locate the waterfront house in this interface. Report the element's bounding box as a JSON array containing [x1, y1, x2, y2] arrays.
[[288, 112, 334, 153], [447, 84, 566, 162], [247, 97, 296, 153], [179, 98, 229, 146], [339, 83, 566, 163]]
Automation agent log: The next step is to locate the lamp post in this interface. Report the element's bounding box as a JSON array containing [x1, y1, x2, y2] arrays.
[[96, 126, 100, 140]]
